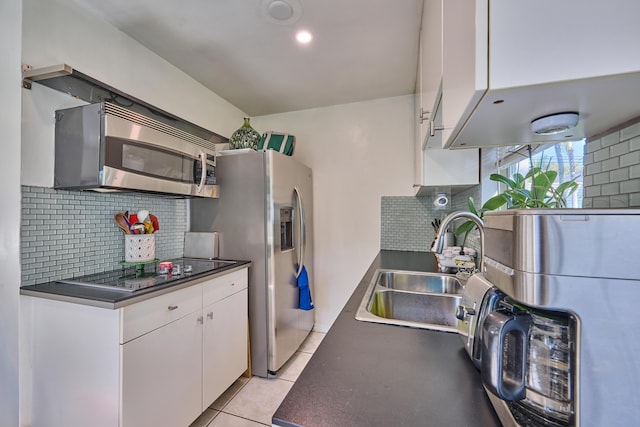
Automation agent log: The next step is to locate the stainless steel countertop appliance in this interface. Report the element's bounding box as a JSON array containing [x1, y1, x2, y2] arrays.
[[54, 102, 219, 198], [191, 150, 314, 377], [457, 209, 640, 426]]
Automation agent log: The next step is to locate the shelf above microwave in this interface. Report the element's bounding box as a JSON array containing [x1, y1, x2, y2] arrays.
[[22, 63, 228, 146]]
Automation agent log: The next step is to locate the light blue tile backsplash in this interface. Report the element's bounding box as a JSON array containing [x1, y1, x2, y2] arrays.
[[381, 186, 481, 252], [21, 186, 187, 285]]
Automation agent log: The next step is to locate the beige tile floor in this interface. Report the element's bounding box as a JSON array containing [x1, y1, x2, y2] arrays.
[[190, 331, 326, 427]]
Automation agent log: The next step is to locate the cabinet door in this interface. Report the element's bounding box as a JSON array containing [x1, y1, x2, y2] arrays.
[[421, 0, 443, 149], [422, 95, 479, 187], [202, 288, 248, 407], [442, 0, 488, 148], [415, 0, 444, 187], [121, 310, 202, 427]]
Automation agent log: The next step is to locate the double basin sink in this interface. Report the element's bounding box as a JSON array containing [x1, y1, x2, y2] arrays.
[[355, 269, 463, 333]]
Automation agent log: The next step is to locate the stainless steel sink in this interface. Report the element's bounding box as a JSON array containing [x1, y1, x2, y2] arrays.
[[376, 270, 462, 294], [355, 269, 463, 332]]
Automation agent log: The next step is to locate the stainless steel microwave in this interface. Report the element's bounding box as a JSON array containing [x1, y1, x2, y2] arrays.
[[54, 102, 219, 198]]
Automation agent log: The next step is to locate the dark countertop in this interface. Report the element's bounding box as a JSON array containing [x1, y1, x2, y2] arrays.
[[273, 250, 500, 427], [20, 260, 251, 309]]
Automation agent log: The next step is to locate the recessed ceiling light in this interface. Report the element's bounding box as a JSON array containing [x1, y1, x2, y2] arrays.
[[260, 0, 302, 25], [268, 0, 293, 20], [296, 30, 313, 44], [531, 112, 579, 135]]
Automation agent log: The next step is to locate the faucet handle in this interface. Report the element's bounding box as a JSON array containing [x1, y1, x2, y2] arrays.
[[455, 305, 477, 321]]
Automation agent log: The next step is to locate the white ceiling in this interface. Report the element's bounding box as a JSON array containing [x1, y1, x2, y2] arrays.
[[70, 0, 423, 116]]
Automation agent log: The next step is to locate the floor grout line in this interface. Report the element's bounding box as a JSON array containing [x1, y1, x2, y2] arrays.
[[203, 331, 327, 427], [216, 411, 271, 426]]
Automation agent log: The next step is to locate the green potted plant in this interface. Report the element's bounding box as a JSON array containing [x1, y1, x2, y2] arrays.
[[455, 152, 580, 245]]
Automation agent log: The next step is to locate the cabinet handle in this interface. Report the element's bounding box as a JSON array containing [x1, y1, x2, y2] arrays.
[[207, 312, 214, 320], [429, 120, 445, 137], [197, 316, 204, 325], [167, 305, 178, 311], [419, 108, 430, 124]]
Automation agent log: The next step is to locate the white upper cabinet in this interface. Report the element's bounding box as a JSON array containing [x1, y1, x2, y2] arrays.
[[414, 0, 479, 195], [441, 0, 488, 149], [441, 0, 640, 149], [417, 0, 443, 149]]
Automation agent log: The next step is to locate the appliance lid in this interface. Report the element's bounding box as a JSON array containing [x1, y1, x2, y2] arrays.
[[483, 208, 640, 281]]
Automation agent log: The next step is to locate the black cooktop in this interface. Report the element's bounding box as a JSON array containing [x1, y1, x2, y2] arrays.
[[57, 258, 236, 292]]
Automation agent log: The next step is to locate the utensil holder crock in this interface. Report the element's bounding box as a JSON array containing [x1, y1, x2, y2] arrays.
[[125, 234, 156, 263]]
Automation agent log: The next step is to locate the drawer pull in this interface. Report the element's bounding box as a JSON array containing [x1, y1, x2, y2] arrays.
[[207, 312, 214, 320], [197, 316, 204, 325], [167, 305, 179, 311]]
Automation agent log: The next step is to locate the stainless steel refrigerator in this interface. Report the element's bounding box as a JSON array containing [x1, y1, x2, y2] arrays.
[[191, 150, 314, 377]]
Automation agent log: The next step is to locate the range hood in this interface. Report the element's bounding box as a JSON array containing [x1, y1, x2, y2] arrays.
[[22, 64, 227, 146]]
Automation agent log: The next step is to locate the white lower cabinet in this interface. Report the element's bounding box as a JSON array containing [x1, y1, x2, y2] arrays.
[[122, 310, 203, 427], [203, 288, 249, 405], [29, 267, 248, 427]]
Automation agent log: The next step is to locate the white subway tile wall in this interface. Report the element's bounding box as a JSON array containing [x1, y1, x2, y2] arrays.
[[381, 185, 481, 252], [21, 186, 187, 285], [583, 119, 640, 208]]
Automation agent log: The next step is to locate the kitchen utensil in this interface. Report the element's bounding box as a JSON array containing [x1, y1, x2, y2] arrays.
[[114, 212, 131, 234], [137, 209, 149, 223], [128, 213, 139, 225], [149, 214, 160, 232], [130, 223, 146, 234]]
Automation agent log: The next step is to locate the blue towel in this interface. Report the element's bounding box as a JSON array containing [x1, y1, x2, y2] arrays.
[[297, 265, 314, 311]]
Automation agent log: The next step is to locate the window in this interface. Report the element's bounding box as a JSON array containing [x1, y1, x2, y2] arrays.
[[497, 140, 585, 208]]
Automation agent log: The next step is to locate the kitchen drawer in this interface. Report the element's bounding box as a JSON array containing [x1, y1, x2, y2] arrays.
[[120, 285, 202, 343], [203, 268, 248, 306]]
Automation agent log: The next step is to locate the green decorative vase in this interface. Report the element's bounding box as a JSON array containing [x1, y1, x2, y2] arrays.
[[229, 117, 261, 150]]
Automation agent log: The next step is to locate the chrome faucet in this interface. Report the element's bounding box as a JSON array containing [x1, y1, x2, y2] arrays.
[[432, 211, 485, 272]]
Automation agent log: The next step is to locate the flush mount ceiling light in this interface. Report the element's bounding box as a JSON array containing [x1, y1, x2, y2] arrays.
[[531, 112, 579, 135], [260, 0, 302, 25]]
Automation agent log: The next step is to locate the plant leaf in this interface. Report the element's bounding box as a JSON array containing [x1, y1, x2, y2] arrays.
[[512, 173, 526, 186], [482, 194, 508, 211], [490, 173, 517, 189], [453, 220, 476, 237], [467, 197, 479, 216]]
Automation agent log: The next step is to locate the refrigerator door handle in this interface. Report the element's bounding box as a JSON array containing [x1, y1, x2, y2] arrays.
[[294, 186, 305, 278]]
